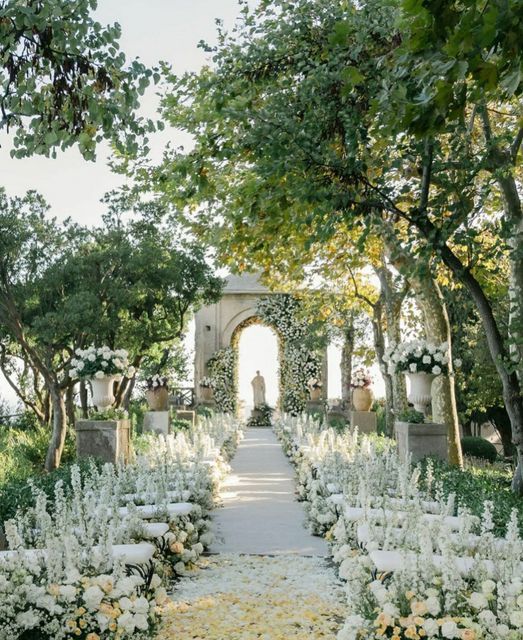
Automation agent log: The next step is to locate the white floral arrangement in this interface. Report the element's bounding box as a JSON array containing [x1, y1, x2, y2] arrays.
[[145, 373, 169, 390], [274, 414, 523, 640], [384, 339, 449, 376], [70, 345, 135, 380], [257, 294, 322, 415], [0, 414, 244, 639], [351, 368, 372, 388], [207, 348, 236, 412]]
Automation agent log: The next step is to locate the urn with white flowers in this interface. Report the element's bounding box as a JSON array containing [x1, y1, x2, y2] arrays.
[[385, 340, 449, 415], [350, 368, 373, 411], [70, 346, 135, 409], [145, 374, 170, 411]]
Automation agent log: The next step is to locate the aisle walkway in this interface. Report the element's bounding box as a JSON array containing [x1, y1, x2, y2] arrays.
[[210, 427, 328, 555], [158, 428, 345, 639]]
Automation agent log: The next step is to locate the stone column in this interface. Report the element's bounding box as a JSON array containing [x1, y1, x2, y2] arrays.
[[75, 419, 130, 464], [143, 411, 170, 435]]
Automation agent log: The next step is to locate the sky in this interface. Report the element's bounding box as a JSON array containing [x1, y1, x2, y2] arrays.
[[0, 0, 381, 409]]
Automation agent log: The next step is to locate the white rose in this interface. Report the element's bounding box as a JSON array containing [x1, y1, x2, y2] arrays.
[[409, 363, 417, 372], [94, 370, 105, 379], [119, 596, 133, 611], [127, 366, 136, 377], [481, 580, 496, 595], [69, 369, 78, 378], [433, 352, 443, 362], [134, 596, 150, 615], [432, 365, 442, 375], [454, 358, 462, 368], [509, 610, 523, 627], [422, 618, 439, 636], [495, 624, 510, 637], [87, 353, 96, 361], [441, 620, 459, 638], [76, 361, 84, 370], [83, 585, 104, 610], [117, 610, 135, 633], [425, 596, 440, 616], [101, 360, 108, 368], [59, 585, 77, 601], [134, 613, 149, 630], [469, 592, 488, 609], [422, 355, 432, 364]]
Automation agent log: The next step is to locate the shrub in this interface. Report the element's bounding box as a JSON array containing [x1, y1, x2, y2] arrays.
[[397, 408, 425, 424], [461, 436, 498, 462]]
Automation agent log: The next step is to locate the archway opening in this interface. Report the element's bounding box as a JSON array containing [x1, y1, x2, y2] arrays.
[[236, 323, 279, 419]]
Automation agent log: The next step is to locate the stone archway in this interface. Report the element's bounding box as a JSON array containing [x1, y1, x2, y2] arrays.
[[194, 273, 328, 409]]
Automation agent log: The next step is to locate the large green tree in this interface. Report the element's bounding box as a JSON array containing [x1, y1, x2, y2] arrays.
[[0, 0, 157, 159], [0, 190, 222, 470], [138, 0, 522, 489]]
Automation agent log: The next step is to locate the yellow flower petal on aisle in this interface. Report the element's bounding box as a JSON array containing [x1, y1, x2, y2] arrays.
[[156, 554, 346, 639]]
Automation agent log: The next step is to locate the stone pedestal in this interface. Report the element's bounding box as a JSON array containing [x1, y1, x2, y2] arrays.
[[394, 421, 448, 464], [175, 410, 196, 428], [75, 419, 130, 464], [144, 411, 170, 435], [350, 410, 377, 434], [306, 400, 324, 414]]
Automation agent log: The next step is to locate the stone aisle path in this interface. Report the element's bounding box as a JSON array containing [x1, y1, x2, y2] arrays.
[[211, 427, 328, 555], [158, 428, 346, 639]]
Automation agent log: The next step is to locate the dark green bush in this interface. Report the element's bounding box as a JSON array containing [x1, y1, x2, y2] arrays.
[[418, 459, 522, 536], [461, 436, 498, 462], [397, 408, 425, 424], [0, 457, 103, 531]]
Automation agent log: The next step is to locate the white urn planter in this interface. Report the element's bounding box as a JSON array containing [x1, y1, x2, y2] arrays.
[[89, 376, 119, 409], [406, 372, 435, 415]]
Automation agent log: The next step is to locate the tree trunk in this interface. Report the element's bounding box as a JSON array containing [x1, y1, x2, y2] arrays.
[[371, 297, 395, 435], [79, 380, 89, 418], [340, 327, 353, 408], [375, 262, 408, 422], [410, 277, 463, 467], [420, 221, 523, 493], [45, 386, 68, 472], [65, 385, 76, 429]]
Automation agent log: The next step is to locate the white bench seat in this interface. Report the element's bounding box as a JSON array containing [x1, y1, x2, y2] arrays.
[[344, 506, 468, 530], [118, 502, 194, 520], [141, 522, 170, 539]]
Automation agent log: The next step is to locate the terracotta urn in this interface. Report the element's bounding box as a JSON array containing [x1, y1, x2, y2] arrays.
[[146, 386, 169, 411], [309, 387, 322, 402], [352, 386, 373, 411], [200, 386, 213, 402]]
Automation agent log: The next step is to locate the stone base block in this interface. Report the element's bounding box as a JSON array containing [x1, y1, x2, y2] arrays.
[[144, 411, 170, 435], [306, 400, 324, 413], [174, 410, 196, 428], [395, 421, 448, 464], [75, 419, 130, 464], [350, 410, 377, 434]]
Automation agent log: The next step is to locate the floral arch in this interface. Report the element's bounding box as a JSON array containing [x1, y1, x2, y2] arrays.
[[194, 274, 326, 415]]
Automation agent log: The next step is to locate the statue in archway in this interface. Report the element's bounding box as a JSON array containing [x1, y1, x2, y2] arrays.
[[251, 370, 266, 407]]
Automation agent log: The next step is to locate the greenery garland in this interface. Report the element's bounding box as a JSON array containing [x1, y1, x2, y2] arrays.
[[257, 295, 322, 415], [207, 347, 237, 413]]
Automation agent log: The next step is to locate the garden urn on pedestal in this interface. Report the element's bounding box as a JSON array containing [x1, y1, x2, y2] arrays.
[[89, 375, 119, 410], [352, 387, 373, 411], [406, 372, 436, 415], [309, 386, 322, 402], [146, 387, 169, 411]]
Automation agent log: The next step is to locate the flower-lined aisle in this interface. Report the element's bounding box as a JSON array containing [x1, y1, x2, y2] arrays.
[[275, 416, 523, 640], [0, 415, 243, 640], [158, 554, 346, 639]]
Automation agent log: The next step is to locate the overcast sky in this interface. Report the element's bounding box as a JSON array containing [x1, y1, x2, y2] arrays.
[[0, 1, 374, 408], [0, 0, 248, 225]]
